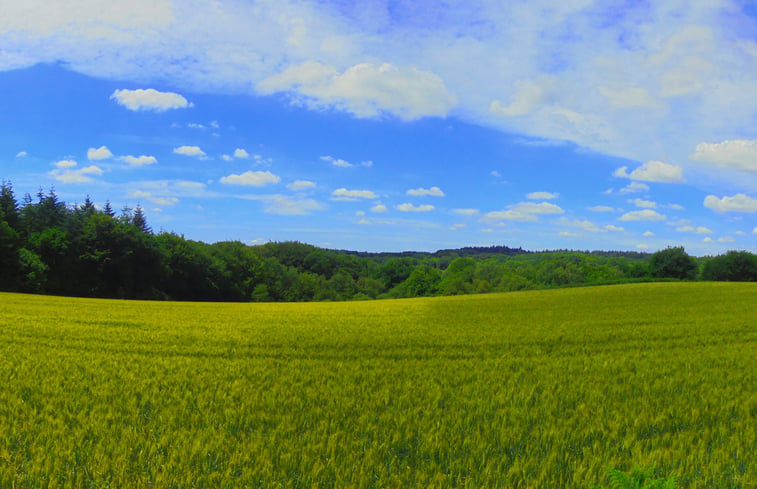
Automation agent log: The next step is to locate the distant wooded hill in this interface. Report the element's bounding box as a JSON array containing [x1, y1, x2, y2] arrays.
[[1, 183, 755, 302]]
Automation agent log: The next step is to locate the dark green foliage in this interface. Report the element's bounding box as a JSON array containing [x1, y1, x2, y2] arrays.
[[592, 467, 677, 489], [648, 247, 697, 280], [701, 250, 757, 281]]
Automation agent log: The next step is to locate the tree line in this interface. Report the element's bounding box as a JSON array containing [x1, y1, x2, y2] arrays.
[[1, 182, 755, 302]]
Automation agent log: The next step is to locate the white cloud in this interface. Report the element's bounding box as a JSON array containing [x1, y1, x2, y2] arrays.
[[15, 151, 27, 158], [588, 205, 615, 212], [233, 148, 249, 159], [222, 155, 233, 162], [258, 62, 457, 120], [704, 194, 757, 213], [453, 208, 479, 216], [676, 225, 713, 234], [361, 160, 373, 167], [220, 171, 280, 186], [406, 186, 445, 197], [636, 244, 650, 250], [628, 198, 657, 209], [331, 188, 377, 200], [6, 1, 757, 177], [703, 237, 714, 243], [242, 194, 324, 215], [129, 190, 179, 206], [490, 170, 501, 178], [49, 165, 103, 184], [557, 218, 601, 233], [605, 224, 624, 232], [619, 209, 666, 222], [490, 78, 553, 117], [753, 227, 757, 235], [187, 123, 204, 129], [643, 231, 655, 237], [690, 139, 757, 173], [111, 89, 192, 112], [396, 203, 434, 212], [87, 145, 113, 161], [120, 155, 157, 166], [599, 86, 656, 109], [619, 182, 650, 194], [717, 236, 734, 243], [527, 191, 558, 200], [450, 223, 466, 230], [54, 159, 77, 169], [667, 203, 685, 211], [173, 146, 206, 157], [370, 203, 388, 213], [613, 161, 684, 183], [286, 180, 316, 191], [320, 155, 353, 168], [485, 201, 564, 222]]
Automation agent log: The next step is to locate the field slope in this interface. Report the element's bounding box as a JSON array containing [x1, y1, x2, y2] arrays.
[[1, 283, 755, 488]]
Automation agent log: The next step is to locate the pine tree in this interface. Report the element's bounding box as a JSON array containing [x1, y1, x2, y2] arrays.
[[132, 204, 151, 234], [103, 200, 115, 217], [0, 180, 20, 230]]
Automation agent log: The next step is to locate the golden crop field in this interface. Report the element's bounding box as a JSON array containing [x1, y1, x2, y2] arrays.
[[0, 282, 755, 488]]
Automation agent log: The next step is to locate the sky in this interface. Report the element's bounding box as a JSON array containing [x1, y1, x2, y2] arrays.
[[0, 0, 756, 254]]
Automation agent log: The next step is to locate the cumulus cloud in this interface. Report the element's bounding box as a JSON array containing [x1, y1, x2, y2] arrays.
[[286, 180, 316, 191], [690, 139, 757, 173], [320, 155, 356, 168], [588, 205, 615, 212], [453, 208, 479, 216], [331, 188, 377, 200], [619, 209, 666, 221], [753, 227, 757, 234], [111, 89, 192, 112], [556, 218, 601, 233], [220, 171, 280, 186], [242, 194, 324, 215], [370, 203, 387, 213], [258, 62, 457, 120], [619, 182, 650, 194], [233, 148, 249, 159], [605, 224, 624, 232], [613, 161, 684, 183], [628, 198, 657, 208], [718, 236, 735, 243], [450, 223, 466, 230], [86, 145, 113, 160], [527, 191, 558, 200], [396, 203, 434, 212], [49, 163, 103, 184], [484, 202, 564, 222], [406, 186, 445, 197], [704, 194, 757, 213], [676, 225, 713, 234], [129, 190, 178, 206], [173, 146, 206, 157], [643, 231, 655, 237], [54, 159, 77, 169], [120, 155, 157, 166]]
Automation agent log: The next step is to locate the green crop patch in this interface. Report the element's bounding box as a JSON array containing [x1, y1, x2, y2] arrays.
[[1, 283, 755, 488]]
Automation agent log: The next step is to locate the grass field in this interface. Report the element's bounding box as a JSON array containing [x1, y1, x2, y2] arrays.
[[0, 283, 755, 488]]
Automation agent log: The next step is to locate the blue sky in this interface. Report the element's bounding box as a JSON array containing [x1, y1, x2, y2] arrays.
[[1, 0, 755, 254]]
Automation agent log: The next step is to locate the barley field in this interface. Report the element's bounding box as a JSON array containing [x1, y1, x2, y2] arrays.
[[1, 282, 755, 488]]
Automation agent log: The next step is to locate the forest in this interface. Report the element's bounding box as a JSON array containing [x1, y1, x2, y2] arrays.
[[1, 182, 756, 302]]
